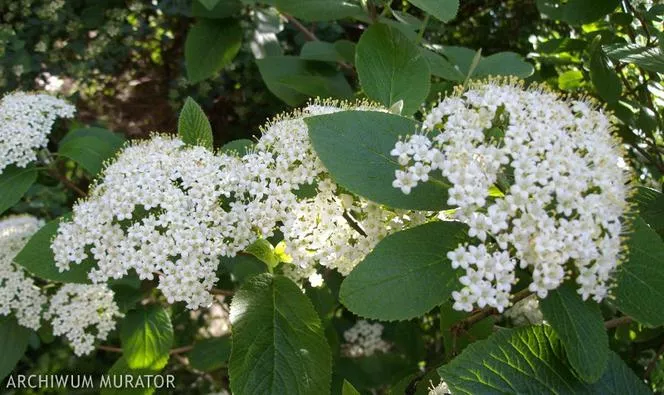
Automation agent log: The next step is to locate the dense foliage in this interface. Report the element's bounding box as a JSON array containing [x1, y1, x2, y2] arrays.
[[1, 0, 663, 394]]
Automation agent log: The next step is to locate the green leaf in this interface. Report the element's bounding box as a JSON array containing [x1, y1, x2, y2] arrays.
[[120, 305, 174, 370], [275, 0, 362, 21], [613, 217, 664, 327], [342, 379, 361, 395], [197, 0, 221, 10], [229, 274, 331, 395], [58, 128, 125, 175], [589, 38, 622, 103], [0, 165, 37, 215], [305, 110, 450, 210], [438, 46, 534, 79], [0, 316, 32, 382], [220, 254, 267, 284], [14, 216, 93, 283], [537, 0, 619, 24], [633, 187, 664, 234], [604, 43, 664, 74], [562, 0, 619, 24], [188, 337, 231, 372], [558, 69, 585, 90], [356, 24, 430, 115], [438, 325, 650, 394], [334, 40, 356, 64], [178, 97, 213, 150], [473, 51, 535, 78], [421, 49, 465, 81], [300, 41, 343, 62], [244, 239, 280, 271], [192, 0, 241, 18], [407, 0, 459, 22], [340, 221, 465, 321], [185, 19, 242, 83], [540, 282, 609, 382], [101, 356, 162, 395], [220, 139, 255, 155], [256, 56, 352, 106]]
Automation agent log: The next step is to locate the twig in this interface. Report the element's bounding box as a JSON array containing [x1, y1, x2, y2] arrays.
[[97, 344, 194, 355], [283, 14, 318, 41], [604, 316, 633, 329], [282, 13, 354, 72], [48, 168, 86, 197], [644, 341, 664, 379], [169, 345, 194, 355], [210, 288, 234, 296], [342, 210, 368, 237], [97, 345, 122, 353], [454, 288, 532, 330]]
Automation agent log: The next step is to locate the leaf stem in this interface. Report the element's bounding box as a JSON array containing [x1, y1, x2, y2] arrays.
[[47, 167, 86, 197]]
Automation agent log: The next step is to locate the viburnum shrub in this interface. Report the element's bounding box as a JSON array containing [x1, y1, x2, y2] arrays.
[[1, 1, 664, 394]]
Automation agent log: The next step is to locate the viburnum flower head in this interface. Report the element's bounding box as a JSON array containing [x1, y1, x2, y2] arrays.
[[392, 79, 632, 313], [45, 284, 122, 356], [0, 92, 75, 174], [0, 215, 47, 330]]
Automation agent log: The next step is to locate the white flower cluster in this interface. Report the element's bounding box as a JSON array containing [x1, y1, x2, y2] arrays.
[[45, 284, 122, 356], [52, 103, 425, 309], [392, 80, 631, 312], [342, 320, 391, 357], [504, 294, 544, 326], [0, 215, 47, 330], [0, 92, 75, 174], [428, 380, 452, 395], [51, 136, 252, 309]]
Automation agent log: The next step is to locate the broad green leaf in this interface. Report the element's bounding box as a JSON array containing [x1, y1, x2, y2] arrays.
[[192, 0, 243, 17], [220, 254, 267, 284], [540, 283, 608, 382], [229, 274, 331, 395], [14, 216, 93, 283], [340, 221, 465, 321], [473, 52, 534, 78], [0, 316, 31, 382], [120, 305, 174, 370], [407, 0, 459, 22], [436, 46, 534, 79], [633, 187, 664, 234], [558, 69, 585, 90], [220, 139, 255, 155], [178, 97, 213, 150], [613, 217, 664, 327], [250, 8, 283, 59], [421, 49, 465, 82], [438, 325, 650, 394], [562, 0, 619, 24], [334, 40, 356, 64], [300, 41, 342, 62], [275, 0, 362, 21], [306, 111, 450, 210], [537, 0, 619, 24], [589, 38, 622, 103], [197, 0, 221, 10], [256, 56, 352, 106], [278, 74, 353, 99], [185, 19, 242, 83], [58, 128, 125, 175], [188, 337, 231, 372], [342, 379, 361, 395], [356, 24, 430, 115], [101, 356, 163, 395], [604, 43, 664, 74], [0, 164, 37, 215], [244, 239, 280, 270]]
